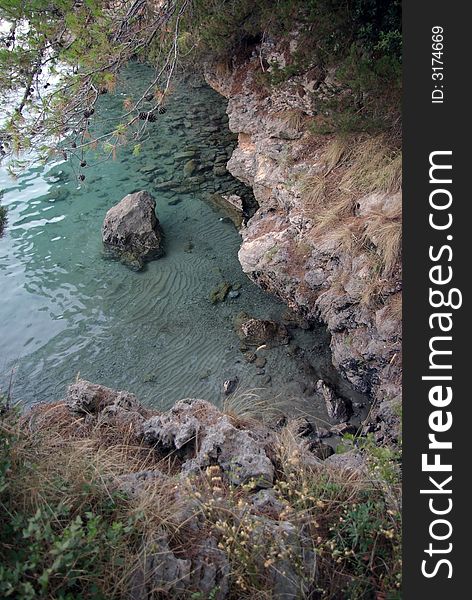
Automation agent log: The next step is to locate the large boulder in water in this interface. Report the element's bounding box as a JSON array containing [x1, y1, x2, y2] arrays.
[[102, 191, 164, 270]]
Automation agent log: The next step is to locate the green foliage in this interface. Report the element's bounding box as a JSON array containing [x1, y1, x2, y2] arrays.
[[273, 425, 402, 599], [179, 0, 401, 132], [179, 0, 401, 70], [328, 495, 402, 598], [0, 0, 401, 164], [0, 504, 133, 600], [0, 205, 7, 234], [338, 432, 402, 485], [0, 411, 136, 599]]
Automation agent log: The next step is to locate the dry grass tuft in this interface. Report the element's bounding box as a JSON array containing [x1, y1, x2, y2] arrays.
[[385, 292, 403, 322], [277, 108, 307, 133], [339, 135, 402, 197], [299, 133, 402, 290], [1, 397, 402, 599], [362, 207, 402, 276], [322, 136, 353, 174], [222, 388, 288, 427], [299, 173, 328, 209]]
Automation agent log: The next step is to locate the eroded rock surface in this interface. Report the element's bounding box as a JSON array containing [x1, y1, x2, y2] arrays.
[[102, 190, 164, 270], [142, 398, 275, 487], [55, 381, 377, 598], [316, 380, 352, 423], [204, 33, 402, 441], [66, 379, 141, 415]]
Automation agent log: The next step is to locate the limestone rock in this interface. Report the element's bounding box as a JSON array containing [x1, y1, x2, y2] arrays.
[[209, 281, 232, 304], [187, 536, 229, 599], [142, 398, 274, 487], [243, 515, 314, 599], [251, 489, 286, 516], [205, 32, 402, 437], [114, 469, 168, 498], [65, 379, 141, 416], [316, 380, 352, 422], [183, 159, 197, 177], [324, 450, 367, 474], [102, 191, 164, 270], [128, 532, 191, 599]]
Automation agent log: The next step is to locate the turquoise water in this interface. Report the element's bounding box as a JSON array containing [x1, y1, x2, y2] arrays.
[[0, 64, 360, 421]]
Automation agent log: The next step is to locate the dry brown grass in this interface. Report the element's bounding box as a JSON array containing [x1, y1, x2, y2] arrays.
[[339, 135, 402, 197], [222, 387, 295, 428], [276, 108, 307, 133], [385, 291, 403, 322], [299, 133, 402, 293], [1, 397, 402, 599], [300, 173, 328, 208], [362, 206, 402, 276], [272, 426, 402, 598], [299, 137, 352, 210], [322, 136, 353, 174]]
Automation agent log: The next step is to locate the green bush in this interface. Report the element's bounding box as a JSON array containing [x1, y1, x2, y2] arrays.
[[178, 0, 401, 133], [0, 411, 137, 599]]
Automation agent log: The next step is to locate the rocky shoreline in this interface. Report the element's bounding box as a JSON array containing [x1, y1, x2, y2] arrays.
[[202, 34, 402, 443]]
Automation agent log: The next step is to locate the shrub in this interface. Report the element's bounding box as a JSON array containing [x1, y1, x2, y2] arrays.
[[179, 0, 401, 132], [0, 409, 138, 599]]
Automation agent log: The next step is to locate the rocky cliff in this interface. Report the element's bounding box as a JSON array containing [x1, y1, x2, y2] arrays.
[[204, 32, 402, 441]]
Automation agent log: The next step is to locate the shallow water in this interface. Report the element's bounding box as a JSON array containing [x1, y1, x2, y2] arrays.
[[0, 64, 363, 423]]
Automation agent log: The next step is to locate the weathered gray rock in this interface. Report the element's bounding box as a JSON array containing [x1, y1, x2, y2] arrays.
[[187, 536, 229, 599], [316, 380, 352, 422], [142, 398, 274, 487], [65, 379, 141, 416], [114, 469, 168, 498], [128, 531, 192, 599], [243, 515, 314, 599], [324, 450, 367, 474], [102, 191, 164, 270], [251, 489, 286, 516]]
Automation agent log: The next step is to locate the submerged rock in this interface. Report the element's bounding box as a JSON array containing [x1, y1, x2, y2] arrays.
[[102, 191, 164, 270], [205, 192, 244, 227], [223, 377, 238, 395], [183, 158, 197, 177], [209, 281, 232, 304], [235, 313, 290, 347]]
